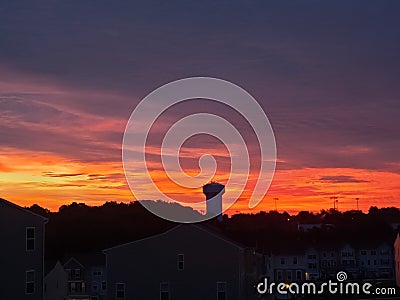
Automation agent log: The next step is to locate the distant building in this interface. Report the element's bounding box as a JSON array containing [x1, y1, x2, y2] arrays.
[[44, 261, 67, 300], [104, 224, 263, 300], [268, 247, 321, 283], [269, 243, 395, 283], [64, 257, 90, 299], [88, 263, 107, 299], [0, 198, 48, 300], [392, 223, 400, 231], [269, 251, 306, 283], [297, 223, 335, 232], [304, 248, 320, 280], [319, 248, 340, 279], [339, 244, 358, 279], [45, 255, 107, 300], [358, 243, 394, 279], [395, 233, 400, 287]]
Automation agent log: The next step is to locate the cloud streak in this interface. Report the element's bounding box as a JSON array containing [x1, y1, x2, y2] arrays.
[[318, 175, 369, 184]]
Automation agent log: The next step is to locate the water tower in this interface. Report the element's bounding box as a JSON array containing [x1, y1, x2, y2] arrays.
[[203, 182, 225, 221]]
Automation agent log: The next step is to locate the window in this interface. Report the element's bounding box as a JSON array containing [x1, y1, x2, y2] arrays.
[[371, 250, 377, 255], [102, 281, 107, 290], [296, 270, 302, 281], [280, 258, 285, 265], [277, 270, 283, 281], [93, 270, 102, 276], [293, 257, 298, 264], [68, 269, 81, 280], [69, 282, 76, 293], [75, 269, 81, 280], [307, 254, 317, 259], [287, 270, 292, 281], [381, 259, 389, 265], [361, 250, 367, 255], [69, 282, 84, 293], [116, 283, 125, 299], [343, 260, 355, 266], [217, 282, 227, 300], [26, 270, 35, 294], [160, 282, 169, 300], [177, 254, 184, 270], [92, 282, 98, 291], [26, 227, 35, 251]]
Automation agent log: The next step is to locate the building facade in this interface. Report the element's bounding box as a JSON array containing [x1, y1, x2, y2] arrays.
[[104, 224, 263, 300], [358, 243, 394, 279], [45, 256, 107, 300], [0, 198, 47, 300], [268, 243, 395, 283], [269, 252, 306, 283]]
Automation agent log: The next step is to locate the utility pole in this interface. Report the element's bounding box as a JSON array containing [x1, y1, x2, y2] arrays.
[[356, 197, 359, 211], [273, 197, 278, 211], [331, 196, 338, 210]]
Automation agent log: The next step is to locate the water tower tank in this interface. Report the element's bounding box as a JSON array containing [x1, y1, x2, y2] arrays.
[[203, 182, 225, 221]]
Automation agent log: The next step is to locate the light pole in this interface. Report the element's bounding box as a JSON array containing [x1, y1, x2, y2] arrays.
[[273, 197, 278, 211], [330, 196, 338, 210]]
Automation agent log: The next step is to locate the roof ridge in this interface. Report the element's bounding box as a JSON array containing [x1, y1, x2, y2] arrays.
[[0, 198, 48, 222]]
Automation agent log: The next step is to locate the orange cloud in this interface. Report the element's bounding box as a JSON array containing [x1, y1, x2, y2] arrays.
[[1, 142, 399, 214]]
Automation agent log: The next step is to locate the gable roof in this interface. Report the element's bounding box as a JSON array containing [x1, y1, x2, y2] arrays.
[[62, 252, 105, 268], [0, 198, 48, 222], [63, 257, 85, 269], [45, 261, 66, 277], [103, 224, 246, 253]]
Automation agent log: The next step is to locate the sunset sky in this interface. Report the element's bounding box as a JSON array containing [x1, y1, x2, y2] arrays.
[[0, 1, 399, 214]]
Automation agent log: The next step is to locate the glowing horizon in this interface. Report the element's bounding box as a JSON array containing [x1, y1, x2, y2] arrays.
[[0, 73, 399, 214], [1, 145, 399, 214]]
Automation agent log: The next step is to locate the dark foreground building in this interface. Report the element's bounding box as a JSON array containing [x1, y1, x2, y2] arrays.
[[0, 198, 47, 300], [104, 224, 264, 300]]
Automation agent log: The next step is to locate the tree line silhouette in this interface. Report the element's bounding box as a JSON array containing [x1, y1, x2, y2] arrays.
[[27, 202, 400, 260]]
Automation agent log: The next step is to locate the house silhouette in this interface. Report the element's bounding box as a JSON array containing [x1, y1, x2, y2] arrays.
[[0, 198, 47, 300], [103, 224, 264, 300]]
